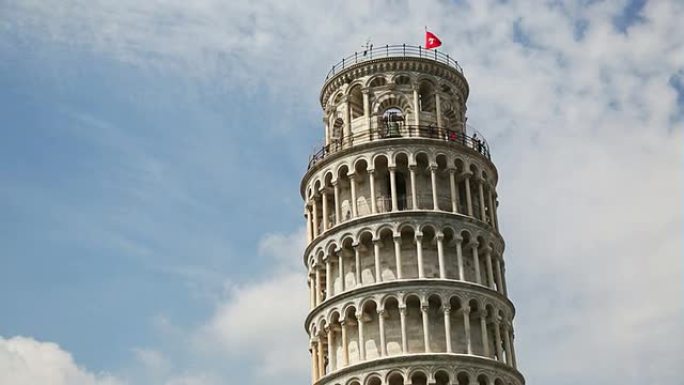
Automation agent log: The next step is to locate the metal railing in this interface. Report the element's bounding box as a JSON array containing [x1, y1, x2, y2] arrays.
[[307, 124, 490, 169], [325, 44, 463, 81]]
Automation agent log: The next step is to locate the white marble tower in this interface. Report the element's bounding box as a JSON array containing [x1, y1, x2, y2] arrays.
[[301, 45, 524, 385]]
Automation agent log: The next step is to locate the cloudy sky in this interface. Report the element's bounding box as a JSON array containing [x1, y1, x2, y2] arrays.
[[1, 0, 682, 384]]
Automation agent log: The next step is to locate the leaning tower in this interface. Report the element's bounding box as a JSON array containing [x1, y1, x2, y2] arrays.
[[301, 45, 524, 385]]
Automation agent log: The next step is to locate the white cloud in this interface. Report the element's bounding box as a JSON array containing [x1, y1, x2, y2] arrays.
[[197, 227, 309, 380], [0, 336, 125, 385]]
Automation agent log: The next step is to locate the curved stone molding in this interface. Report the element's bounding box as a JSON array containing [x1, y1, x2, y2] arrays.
[[315, 354, 524, 385]]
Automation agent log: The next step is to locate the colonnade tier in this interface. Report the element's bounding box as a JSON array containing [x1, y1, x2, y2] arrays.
[[310, 354, 523, 385], [301, 140, 499, 245], [306, 279, 517, 380], [306, 279, 514, 332]]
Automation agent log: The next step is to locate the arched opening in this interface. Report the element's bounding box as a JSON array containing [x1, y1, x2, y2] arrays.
[[344, 307, 360, 364], [349, 85, 363, 120], [449, 296, 465, 354], [410, 371, 428, 385], [388, 372, 405, 385], [340, 237, 356, 289], [418, 81, 436, 113], [354, 159, 370, 216], [337, 165, 351, 222], [415, 153, 431, 210], [394, 74, 411, 86], [435, 154, 450, 211], [369, 76, 387, 88], [385, 168, 407, 211], [373, 155, 390, 213], [383, 297, 402, 356], [428, 294, 446, 352], [331, 117, 345, 151], [395, 153, 410, 211], [366, 376, 382, 385], [382, 107, 405, 138], [469, 299, 484, 356], [378, 228, 396, 281], [477, 374, 489, 385], [421, 226, 438, 278], [358, 232, 375, 285], [405, 295, 424, 353], [361, 300, 380, 360], [435, 370, 451, 385], [442, 227, 457, 279], [399, 226, 418, 279], [456, 372, 470, 385]]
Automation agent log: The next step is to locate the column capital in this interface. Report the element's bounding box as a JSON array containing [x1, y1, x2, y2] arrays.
[[377, 308, 386, 317], [435, 231, 445, 241], [442, 305, 452, 314], [393, 233, 402, 242], [462, 305, 471, 315], [420, 304, 430, 313], [414, 231, 424, 242], [468, 241, 480, 250], [398, 305, 407, 314]]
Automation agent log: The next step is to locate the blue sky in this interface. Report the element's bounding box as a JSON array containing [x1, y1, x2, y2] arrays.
[[1, 1, 682, 385]]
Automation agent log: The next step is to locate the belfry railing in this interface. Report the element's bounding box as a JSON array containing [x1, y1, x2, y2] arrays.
[[325, 44, 463, 80], [307, 124, 490, 169]]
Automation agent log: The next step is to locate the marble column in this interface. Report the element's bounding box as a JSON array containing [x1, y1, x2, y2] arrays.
[[389, 167, 398, 212], [456, 236, 464, 281], [378, 309, 387, 356], [464, 173, 473, 216], [312, 198, 319, 238], [357, 312, 365, 361], [436, 232, 446, 279], [341, 321, 349, 366], [333, 181, 340, 225], [369, 169, 377, 214], [409, 166, 418, 210], [373, 238, 382, 283], [444, 306, 453, 353], [415, 232, 424, 278], [421, 304, 430, 353], [449, 169, 458, 213], [321, 189, 328, 232], [463, 306, 473, 355], [430, 166, 438, 210], [393, 234, 403, 279], [399, 305, 408, 353], [471, 243, 482, 285], [349, 173, 358, 218], [354, 244, 361, 287]]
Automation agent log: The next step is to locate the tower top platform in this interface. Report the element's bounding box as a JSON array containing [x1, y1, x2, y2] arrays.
[[324, 44, 464, 81]]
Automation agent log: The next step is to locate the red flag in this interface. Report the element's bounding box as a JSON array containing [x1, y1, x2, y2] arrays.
[[425, 31, 442, 49]]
